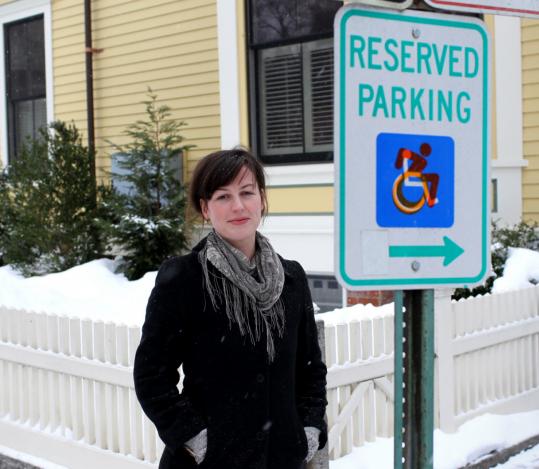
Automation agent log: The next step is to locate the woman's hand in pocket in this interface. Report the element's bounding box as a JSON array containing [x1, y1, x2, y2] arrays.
[[185, 428, 208, 465], [304, 426, 320, 462]]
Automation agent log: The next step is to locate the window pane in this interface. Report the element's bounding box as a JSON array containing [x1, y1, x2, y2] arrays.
[[5, 15, 46, 161], [6, 16, 45, 100], [14, 98, 47, 152], [250, 0, 342, 46], [259, 44, 304, 155], [304, 39, 333, 152]]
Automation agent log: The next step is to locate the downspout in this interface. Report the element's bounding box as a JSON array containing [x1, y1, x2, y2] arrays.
[[84, 0, 96, 206]]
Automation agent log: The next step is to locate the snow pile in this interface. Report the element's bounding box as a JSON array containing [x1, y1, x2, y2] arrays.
[[0, 259, 155, 326], [492, 247, 539, 293]]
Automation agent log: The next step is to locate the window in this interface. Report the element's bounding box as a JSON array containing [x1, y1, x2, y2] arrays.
[[247, 0, 342, 164], [4, 15, 46, 162], [307, 274, 343, 313], [491, 178, 498, 213]]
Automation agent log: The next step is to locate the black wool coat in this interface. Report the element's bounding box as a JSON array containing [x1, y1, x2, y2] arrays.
[[133, 238, 328, 469]]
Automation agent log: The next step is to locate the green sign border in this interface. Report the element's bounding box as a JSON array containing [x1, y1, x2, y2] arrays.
[[338, 7, 489, 287]]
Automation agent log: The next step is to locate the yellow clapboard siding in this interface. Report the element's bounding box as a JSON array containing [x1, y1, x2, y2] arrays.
[[92, 30, 216, 63], [59, 92, 220, 115], [95, 128, 220, 148], [523, 56, 539, 71], [91, 54, 218, 82], [51, 3, 82, 22], [92, 0, 214, 21], [91, 39, 217, 71], [522, 40, 539, 56], [522, 168, 539, 185], [51, 0, 221, 179], [88, 15, 216, 46], [92, 2, 215, 33], [54, 61, 86, 79], [524, 141, 539, 153], [523, 183, 539, 198], [96, 139, 220, 157], [60, 100, 220, 124], [94, 114, 220, 133], [52, 8, 83, 28], [522, 199, 539, 220], [55, 86, 219, 116], [523, 112, 539, 127], [55, 67, 218, 93], [522, 12, 539, 226], [54, 45, 218, 79], [522, 22, 539, 40], [266, 187, 334, 214], [524, 98, 539, 112], [95, 107, 220, 127], [523, 83, 539, 98]]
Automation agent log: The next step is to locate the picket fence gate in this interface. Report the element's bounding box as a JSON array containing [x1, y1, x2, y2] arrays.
[[0, 285, 538, 467]]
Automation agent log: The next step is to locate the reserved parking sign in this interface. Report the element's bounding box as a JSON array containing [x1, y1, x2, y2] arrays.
[[334, 5, 491, 290]]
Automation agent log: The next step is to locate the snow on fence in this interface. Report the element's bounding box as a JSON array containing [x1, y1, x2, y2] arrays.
[[0, 285, 538, 467]]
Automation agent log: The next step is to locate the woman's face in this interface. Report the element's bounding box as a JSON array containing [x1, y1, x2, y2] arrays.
[[200, 166, 264, 258]]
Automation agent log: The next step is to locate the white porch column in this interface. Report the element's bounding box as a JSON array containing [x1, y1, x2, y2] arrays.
[[216, 0, 241, 149], [492, 15, 527, 225]]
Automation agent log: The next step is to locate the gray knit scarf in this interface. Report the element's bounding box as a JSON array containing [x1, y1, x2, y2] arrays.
[[198, 230, 285, 362]]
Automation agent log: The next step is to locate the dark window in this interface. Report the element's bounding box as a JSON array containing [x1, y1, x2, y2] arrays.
[[307, 274, 343, 313], [5, 15, 46, 162], [247, 0, 342, 165], [491, 178, 498, 213]]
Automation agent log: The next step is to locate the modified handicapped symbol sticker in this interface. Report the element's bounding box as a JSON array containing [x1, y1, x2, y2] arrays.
[[376, 132, 455, 228]]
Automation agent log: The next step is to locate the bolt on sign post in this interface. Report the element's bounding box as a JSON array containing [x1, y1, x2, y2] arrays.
[[333, 4, 491, 468]]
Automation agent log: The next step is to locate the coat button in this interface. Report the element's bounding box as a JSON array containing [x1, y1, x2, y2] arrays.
[[257, 373, 265, 383], [256, 431, 264, 441]]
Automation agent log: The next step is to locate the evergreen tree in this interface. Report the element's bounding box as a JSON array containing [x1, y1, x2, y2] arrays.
[[105, 91, 193, 280], [0, 121, 105, 276]]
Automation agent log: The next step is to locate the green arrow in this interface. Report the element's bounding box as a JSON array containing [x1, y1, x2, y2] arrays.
[[389, 236, 464, 266]]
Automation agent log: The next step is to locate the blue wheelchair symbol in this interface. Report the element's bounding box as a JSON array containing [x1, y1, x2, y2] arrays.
[[376, 133, 454, 228]]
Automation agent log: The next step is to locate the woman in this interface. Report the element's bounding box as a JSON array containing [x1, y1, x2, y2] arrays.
[[134, 149, 327, 469]]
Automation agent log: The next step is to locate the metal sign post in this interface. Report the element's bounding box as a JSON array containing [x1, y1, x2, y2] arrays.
[[394, 290, 435, 469]]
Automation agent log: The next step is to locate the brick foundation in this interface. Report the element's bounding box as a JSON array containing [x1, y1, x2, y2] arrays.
[[347, 290, 394, 307]]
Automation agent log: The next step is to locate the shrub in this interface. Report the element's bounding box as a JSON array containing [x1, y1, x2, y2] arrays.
[[103, 91, 193, 280], [0, 121, 105, 276], [452, 220, 539, 300]]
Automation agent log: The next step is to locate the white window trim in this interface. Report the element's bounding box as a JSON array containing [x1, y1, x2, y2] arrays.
[[217, 0, 241, 149], [0, 0, 53, 167], [265, 163, 334, 186]]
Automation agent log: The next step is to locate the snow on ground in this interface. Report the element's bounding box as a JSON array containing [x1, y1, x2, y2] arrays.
[[329, 411, 539, 469], [495, 442, 539, 468], [492, 248, 539, 293], [0, 444, 68, 469], [1, 411, 537, 468], [0, 259, 156, 326]]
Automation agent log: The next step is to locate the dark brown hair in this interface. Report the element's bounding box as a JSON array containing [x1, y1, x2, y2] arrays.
[[189, 148, 268, 217]]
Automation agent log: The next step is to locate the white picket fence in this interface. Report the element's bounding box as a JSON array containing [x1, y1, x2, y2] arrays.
[[0, 285, 538, 467], [325, 286, 539, 460]]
